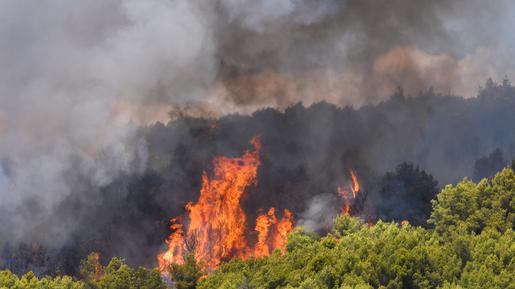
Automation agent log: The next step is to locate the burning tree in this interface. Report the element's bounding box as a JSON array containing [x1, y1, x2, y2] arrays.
[[158, 136, 294, 272]]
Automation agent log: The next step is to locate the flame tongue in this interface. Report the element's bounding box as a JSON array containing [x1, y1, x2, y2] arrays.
[[158, 136, 294, 273], [350, 170, 360, 198], [273, 209, 294, 251], [157, 221, 185, 268], [253, 208, 293, 257], [338, 169, 361, 216], [185, 141, 259, 268]]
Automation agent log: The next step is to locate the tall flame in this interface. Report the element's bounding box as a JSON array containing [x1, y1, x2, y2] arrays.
[[337, 169, 361, 216], [157, 220, 185, 267], [350, 170, 360, 198], [158, 136, 294, 273]]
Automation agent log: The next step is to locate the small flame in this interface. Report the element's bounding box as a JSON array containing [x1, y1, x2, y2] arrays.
[[91, 252, 104, 280], [341, 202, 351, 216], [337, 169, 361, 216], [349, 169, 360, 198], [157, 220, 186, 271], [400, 220, 409, 226]]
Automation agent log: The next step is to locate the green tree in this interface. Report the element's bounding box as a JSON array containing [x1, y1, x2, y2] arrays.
[[2, 168, 513, 289], [376, 163, 438, 225], [18, 271, 40, 289], [132, 267, 166, 289], [169, 253, 203, 289], [332, 215, 364, 237], [429, 167, 514, 235], [80, 252, 104, 288], [97, 258, 135, 289], [285, 227, 318, 252], [0, 270, 19, 288], [473, 149, 507, 181], [79, 254, 165, 289]]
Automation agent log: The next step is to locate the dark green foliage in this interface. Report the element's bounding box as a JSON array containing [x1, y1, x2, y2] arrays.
[[429, 167, 514, 235], [79, 252, 103, 288], [473, 148, 507, 181], [200, 221, 457, 289], [200, 168, 514, 289], [5, 84, 515, 276], [1, 168, 513, 289], [0, 270, 87, 288], [0, 254, 166, 289], [168, 253, 203, 289], [92, 257, 165, 289], [376, 163, 438, 225]]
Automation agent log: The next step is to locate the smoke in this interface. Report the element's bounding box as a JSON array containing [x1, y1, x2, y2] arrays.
[[297, 194, 339, 232], [0, 0, 216, 247], [1, 0, 515, 275], [213, 0, 515, 109]]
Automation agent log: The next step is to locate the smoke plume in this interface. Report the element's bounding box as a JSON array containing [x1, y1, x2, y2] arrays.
[[1, 0, 515, 276]]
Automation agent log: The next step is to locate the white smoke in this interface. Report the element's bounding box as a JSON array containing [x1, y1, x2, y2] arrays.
[[0, 0, 216, 245], [0, 0, 514, 247], [297, 194, 339, 232]]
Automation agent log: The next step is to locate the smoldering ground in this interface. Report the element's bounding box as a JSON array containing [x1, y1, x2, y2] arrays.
[[0, 0, 515, 276]]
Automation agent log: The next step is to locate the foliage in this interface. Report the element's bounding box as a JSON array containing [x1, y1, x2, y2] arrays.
[[168, 253, 204, 289], [0, 255, 165, 289], [375, 162, 438, 226], [429, 167, 514, 235], [473, 148, 507, 181], [0, 168, 513, 288], [200, 168, 514, 289], [0, 270, 87, 289]]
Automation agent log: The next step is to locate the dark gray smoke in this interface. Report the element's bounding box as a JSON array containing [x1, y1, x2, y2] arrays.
[[3, 83, 514, 276], [1, 0, 515, 277], [213, 0, 515, 109]]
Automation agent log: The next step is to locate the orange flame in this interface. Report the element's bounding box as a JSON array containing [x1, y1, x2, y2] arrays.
[[273, 209, 294, 251], [349, 169, 360, 198], [90, 252, 104, 280], [253, 208, 293, 257], [337, 169, 361, 216], [341, 202, 351, 216], [157, 220, 186, 268], [158, 136, 294, 273]]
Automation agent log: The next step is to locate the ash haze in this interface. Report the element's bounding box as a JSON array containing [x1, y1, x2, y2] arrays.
[[0, 0, 515, 275]]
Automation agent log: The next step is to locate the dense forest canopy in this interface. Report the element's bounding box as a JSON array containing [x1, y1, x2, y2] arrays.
[[1, 80, 515, 277], [1, 167, 513, 288], [2, 0, 515, 288], [197, 168, 514, 289]]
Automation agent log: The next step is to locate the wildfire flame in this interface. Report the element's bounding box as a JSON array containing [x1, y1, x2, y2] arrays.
[[158, 136, 294, 273], [350, 170, 360, 198], [337, 169, 361, 216], [90, 252, 104, 280], [157, 219, 185, 268], [253, 208, 294, 258]]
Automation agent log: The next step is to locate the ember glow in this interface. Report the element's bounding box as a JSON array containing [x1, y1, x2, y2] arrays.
[[158, 137, 294, 272]]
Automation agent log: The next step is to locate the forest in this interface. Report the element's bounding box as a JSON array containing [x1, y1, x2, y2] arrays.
[[3, 79, 515, 277], [1, 166, 513, 289], [2, 0, 515, 288]]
